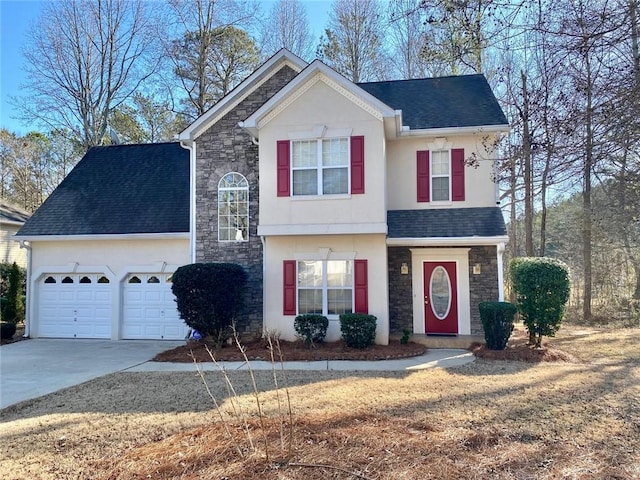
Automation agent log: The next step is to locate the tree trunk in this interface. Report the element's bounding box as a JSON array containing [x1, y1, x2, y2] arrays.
[[582, 54, 593, 324], [521, 70, 534, 256]]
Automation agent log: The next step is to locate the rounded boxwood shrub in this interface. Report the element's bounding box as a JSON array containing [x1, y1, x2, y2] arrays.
[[479, 301, 517, 350], [294, 314, 329, 346], [171, 263, 247, 345], [339, 313, 377, 349], [0, 321, 17, 340], [510, 257, 570, 347]]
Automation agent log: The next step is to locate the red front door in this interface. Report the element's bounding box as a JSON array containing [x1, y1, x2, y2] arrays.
[[424, 261, 458, 334]]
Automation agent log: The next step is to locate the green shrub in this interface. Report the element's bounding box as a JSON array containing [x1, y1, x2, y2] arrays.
[[400, 328, 411, 345], [171, 263, 247, 346], [294, 314, 329, 347], [339, 313, 377, 349], [0, 321, 16, 340], [479, 301, 518, 350], [510, 257, 570, 348], [1, 262, 25, 324]]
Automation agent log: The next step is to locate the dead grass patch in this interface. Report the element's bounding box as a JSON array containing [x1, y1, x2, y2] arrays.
[[1, 325, 639, 480]]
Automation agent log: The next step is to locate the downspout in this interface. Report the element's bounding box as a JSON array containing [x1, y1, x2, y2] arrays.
[[260, 235, 267, 337], [497, 242, 505, 301], [19, 240, 31, 337], [180, 140, 197, 263]]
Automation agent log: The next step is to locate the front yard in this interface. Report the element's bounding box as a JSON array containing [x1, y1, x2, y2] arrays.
[[1, 325, 638, 479]]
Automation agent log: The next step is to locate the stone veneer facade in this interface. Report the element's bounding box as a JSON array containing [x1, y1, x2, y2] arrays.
[[387, 245, 499, 336], [195, 65, 299, 336]]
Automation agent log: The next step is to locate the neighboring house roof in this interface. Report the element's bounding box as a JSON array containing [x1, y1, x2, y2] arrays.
[[387, 207, 507, 238], [17, 143, 189, 237], [358, 75, 509, 130], [0, 201, 31, 226]]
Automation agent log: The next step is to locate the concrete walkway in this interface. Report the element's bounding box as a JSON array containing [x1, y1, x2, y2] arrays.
[[1, 339, 474, 409]]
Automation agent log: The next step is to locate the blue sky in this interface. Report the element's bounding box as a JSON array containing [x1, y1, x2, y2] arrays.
[[0, 0, 331, 136]]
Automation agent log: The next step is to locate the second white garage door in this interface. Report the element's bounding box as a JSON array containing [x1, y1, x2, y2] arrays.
[[122, 273, 188, 340]]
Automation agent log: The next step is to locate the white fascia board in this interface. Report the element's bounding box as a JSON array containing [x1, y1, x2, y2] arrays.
[[242, 60, 399, 135], [258, 222, 388, 236], [387, 235, 510, 247], [178, 50, 307, 142], [14, 232, 190, 242], [401, 124, 511, 137]]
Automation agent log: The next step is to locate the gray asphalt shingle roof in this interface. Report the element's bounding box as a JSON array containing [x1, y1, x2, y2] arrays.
[[387, 207, 507, 238], [0, 201, 31, 224], [358, 74, 508, 130], [17, 142, 189, 236]]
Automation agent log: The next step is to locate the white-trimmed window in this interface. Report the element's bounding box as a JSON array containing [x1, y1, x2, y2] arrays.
[[297, 260, 353, 316], [218, 172, 249, 242], [431, 150, 450, 202], [292, 138, 349, 196]]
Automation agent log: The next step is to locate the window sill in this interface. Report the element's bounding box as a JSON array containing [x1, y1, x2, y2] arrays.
[[290, 194, 352, 201]]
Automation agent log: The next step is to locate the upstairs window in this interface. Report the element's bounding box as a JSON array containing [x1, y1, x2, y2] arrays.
[[292, 138, 349, 196], [431, 150, 450, 202], [417, 148, 465, 203], [218, 172, 249, 242]]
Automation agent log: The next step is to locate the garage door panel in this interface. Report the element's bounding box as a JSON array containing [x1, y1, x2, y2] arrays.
[[144, 291, 162, 302], [122, 273, 187, 340], [38, 274, 112, 339]]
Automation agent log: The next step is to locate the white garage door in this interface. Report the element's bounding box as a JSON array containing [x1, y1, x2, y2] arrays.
[[39, 274, 112, 338], [122, 273, 187, 340]]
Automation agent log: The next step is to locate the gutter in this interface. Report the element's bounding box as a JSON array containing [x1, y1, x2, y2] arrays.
[[399, 124, 510, 137], [386, 235, 510, 247], [13, 232, 189, 242]]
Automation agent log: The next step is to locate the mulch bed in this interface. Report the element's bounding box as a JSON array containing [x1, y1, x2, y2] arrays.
[[153, 338, 427, 362], [0, 324, 26, 346], [470, 328, 578, 363]]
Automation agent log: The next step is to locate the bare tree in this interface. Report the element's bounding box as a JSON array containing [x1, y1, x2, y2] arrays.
[[387, 0, 431, 79], [165, 0, 259, 119], [259, 0, 315, 60], [17, 0, 159, 151], [317, 0, 387, 82]]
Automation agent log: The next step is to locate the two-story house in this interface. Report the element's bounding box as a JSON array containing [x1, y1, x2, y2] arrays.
[[17, 49, 508, 344]]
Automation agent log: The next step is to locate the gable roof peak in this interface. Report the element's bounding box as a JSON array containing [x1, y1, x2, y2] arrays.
[[179, 48, 307, 142]]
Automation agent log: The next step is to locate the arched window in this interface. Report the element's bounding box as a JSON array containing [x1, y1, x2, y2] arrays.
[[61, 276, 74, 284], [79, 276, 92, 284], [44, 276, 56, 284], [218, 172, 249, 242], [128, 276, 141, 284], [147, 276, 160, 284]]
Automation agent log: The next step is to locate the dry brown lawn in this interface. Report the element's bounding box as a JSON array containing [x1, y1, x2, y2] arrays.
[[1, 325, 639, 480]]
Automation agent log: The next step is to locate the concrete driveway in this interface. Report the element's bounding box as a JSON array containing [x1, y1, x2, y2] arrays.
[[0, 338, 182, 409]]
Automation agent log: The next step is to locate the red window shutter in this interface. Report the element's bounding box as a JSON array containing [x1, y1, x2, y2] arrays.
[[452, 148, 465, 201], [277, 140, 290, 197], [350, 136, 365, 194], [354, 259, 368, 314], [417, 150, 430, 202], [283, 260, 296, 315]]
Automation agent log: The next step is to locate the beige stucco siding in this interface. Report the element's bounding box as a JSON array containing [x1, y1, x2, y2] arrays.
[[258, 77, 387, 233], [1, 224, 27, 267], [263, 234, 389, 345], [387, 134, 499, 210], [28, 238, 189, 339]]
